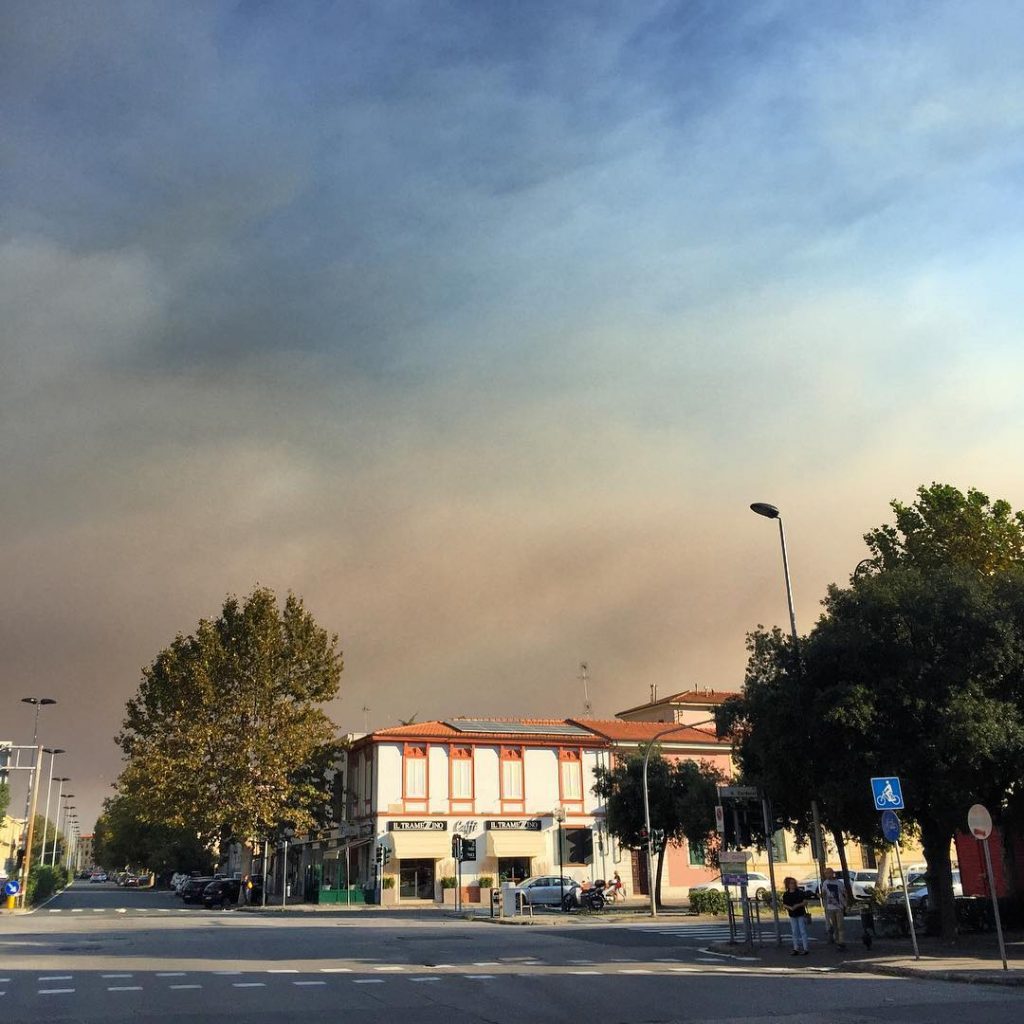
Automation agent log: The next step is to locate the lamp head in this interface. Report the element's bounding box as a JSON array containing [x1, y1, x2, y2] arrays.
[[750, 502, 780, 519], [44, 747, 66, 755]]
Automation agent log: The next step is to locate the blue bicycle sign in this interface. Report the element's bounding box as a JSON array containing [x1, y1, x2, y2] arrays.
[[871, 777, 904, 811]]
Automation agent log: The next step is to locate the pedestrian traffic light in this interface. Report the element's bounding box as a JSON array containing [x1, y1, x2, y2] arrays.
[[451, 835, 464, 860], [375, 844, 390, 867], [652, 829, 666, 854]]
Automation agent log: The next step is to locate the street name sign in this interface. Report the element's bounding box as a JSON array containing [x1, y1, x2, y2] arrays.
[[870, 777, 904, 811], [718, 785, 759, 801]]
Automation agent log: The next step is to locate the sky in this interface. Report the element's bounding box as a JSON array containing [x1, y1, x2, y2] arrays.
[[3, 0, 1024, 832]]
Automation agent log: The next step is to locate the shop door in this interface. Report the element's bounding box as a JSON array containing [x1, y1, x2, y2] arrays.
[[399, 859, 435, 899], [498, 858, 531, 884], [631, 849, 649, 896]]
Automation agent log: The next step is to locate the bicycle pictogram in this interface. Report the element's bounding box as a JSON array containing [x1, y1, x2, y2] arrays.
[[870, 776, 904, 811]]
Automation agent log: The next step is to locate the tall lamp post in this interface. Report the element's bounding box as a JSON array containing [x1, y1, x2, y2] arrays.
[[19, 698, 57, 823], [50, 780, 70, 864], [39, 750, 66, 868], [553, 806, 567, 908], [749, 502, 827, 882], [641, 718, 719, 918], [61, 800, 76, 866]]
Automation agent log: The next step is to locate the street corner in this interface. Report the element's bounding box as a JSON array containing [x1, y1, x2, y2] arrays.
[[840, 956, 1024, 987]]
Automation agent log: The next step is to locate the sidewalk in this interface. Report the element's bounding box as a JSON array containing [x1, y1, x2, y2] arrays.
[[708, 929, 1024, 987]]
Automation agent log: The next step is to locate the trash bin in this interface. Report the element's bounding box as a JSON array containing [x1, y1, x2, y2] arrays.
[[502, 882, 518, 917]]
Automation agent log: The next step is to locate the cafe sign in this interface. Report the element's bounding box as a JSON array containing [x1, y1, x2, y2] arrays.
[[485, 819, 542, 831], [388, 820, 447, 831]]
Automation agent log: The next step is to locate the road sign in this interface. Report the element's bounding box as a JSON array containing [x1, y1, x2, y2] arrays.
[[718, 785, 759, 801], [870, 776, 904, 810], [881, 810, 901, 843], [3, 879, 20, 896], [968, 804, 993, 840]]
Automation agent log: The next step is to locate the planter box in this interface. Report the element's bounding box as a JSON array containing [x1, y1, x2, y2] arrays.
[[442, 887, 458, 905]]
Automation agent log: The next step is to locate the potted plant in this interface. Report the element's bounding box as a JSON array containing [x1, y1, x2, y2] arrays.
[[440, 875, 458, 905]]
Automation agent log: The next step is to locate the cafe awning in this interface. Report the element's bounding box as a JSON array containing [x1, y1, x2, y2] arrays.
[[486, 829, 547, 860], [387, 830, 451, 860]]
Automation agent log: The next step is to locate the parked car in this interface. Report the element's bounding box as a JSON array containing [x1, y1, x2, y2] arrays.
[[797, 870, 877, 902], [689, 872, 773, 901], [180, 876, 215, 903], [202, 878, 242, 910], [514, 875, 581, 906], [887, 870, 962, 907], [121, 874, 142, 888]]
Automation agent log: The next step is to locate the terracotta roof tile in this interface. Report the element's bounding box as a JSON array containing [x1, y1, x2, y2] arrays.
[[572, 718, 727, 745]]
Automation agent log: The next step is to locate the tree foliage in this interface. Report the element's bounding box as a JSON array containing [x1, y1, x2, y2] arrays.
[[0, 780, 10, 822], [94, 793, 213, 874], [722, 483, 1024, 943], [115, 586, 343, 850], [593, 750, 722, 907]]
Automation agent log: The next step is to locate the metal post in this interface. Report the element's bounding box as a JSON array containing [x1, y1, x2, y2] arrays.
[[732, 803, 753, 948], [262, 838, 268, 907], [50, 778, 67, 866], [557, 812, 565, 908], [39, 752, 60, 871], [18, 745, 44, 905], [282, 839, 289, 907], [981, 837, 1008, 970], [892, 842, 920, 959], [761, 796, 782, 946]]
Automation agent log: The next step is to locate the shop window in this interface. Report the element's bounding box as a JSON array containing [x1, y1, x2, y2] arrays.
[[500, 747, 524, 801], [559, 748, 583, 802], [771, 830, 788, 863], [404, 744, 427, 800], [565, 828, 593, 865], [450, 745, 473, 800]]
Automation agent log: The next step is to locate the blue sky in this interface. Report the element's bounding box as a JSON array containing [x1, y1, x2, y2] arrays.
[[3, 1, 1024, 825]]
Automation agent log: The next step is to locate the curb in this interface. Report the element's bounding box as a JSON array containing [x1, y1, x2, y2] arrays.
[[841, 960, 1024, 988]]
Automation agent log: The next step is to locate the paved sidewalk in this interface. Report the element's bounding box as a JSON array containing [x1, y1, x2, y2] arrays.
[[708, 929, 1024, 987]]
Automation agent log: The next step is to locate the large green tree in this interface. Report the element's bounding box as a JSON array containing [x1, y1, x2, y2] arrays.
[[94, 794, 213, 875], [116, 586, 343, 852], [593, 750, 721, 908], [723, 484, 1024, 943]]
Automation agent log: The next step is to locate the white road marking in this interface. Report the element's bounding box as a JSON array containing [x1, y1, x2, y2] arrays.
[[169, 984, 202, 990], [373, 965, 404, 972], [353, 979, 384, 984], [92, 909, 105, 913], [319, 968, 352, 973], [71, 909, 83, 913], [39, 975, 73, 981], [409, 977, 440, 983], [102, 973, 133, 978], [267, 969, 299, 973], [570, 970, 601, 976], [568, 959, 594, 964], [115, 908, 126, 914], [108, 986, 143, 992], [215, 971, 243, 975], [48, 909, 62, 913], [466, 975, 495, 980], [293, 981, 326, 986], [157, 972, 187, 977], [39, 989, 75, 994], [619, 969, 652, 974], [472, 961, 500, 966], [233, 982, 265, 988]]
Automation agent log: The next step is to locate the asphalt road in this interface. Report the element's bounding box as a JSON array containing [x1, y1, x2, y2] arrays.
[[0, 882, 1020, 1024]]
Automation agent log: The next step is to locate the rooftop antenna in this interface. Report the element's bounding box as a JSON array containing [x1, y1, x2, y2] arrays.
[[579, 662, 592, 718]]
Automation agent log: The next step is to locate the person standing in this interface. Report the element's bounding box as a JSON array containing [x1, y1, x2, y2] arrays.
[[821, 868, 848, 950], [781, 877, 810, 955]]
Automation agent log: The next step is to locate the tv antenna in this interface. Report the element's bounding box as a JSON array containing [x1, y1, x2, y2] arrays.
[[579, 662, 592, 718]]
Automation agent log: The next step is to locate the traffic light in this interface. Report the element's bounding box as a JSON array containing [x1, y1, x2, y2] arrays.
[[462, 838, 477, 862], [652, 828, 666, 854], [638, 826, 649, 843], [451, 835, 464, 860], [722, 807, 753, 848], [375, 844, 391, 867]]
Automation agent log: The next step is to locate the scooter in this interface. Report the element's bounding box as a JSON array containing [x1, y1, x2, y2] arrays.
[[562, 880, 607, 912]]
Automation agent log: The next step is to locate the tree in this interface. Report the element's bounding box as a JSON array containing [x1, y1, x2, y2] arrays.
[[94, 794, 213, 875], [725, 484, 1024, 943], [0, 779, 10, 822], [593, 750, 722, 908], [115, 586, 343, 853]]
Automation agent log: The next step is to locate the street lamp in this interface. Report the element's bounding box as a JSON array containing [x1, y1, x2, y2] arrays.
[[19, 698, 57, 823], [750, 502, 827, 882], [553, 806, 567, 908], [50, 778, 70, 865], [641, 717, 719, 918], [39, 750, 66, 867]]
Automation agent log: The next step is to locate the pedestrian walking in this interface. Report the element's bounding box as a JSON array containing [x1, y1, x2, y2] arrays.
[[821, 868, 848, 950], [781, 877, 810, 955]]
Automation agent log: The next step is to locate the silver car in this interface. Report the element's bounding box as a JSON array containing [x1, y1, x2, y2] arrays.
[[515, 875, 580, 906]]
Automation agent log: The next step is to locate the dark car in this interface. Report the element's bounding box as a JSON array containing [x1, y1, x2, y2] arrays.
[[203, 878, 242, 910], [181, 876, 215, 903]]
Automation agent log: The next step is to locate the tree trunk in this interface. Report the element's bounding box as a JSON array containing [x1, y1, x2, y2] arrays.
[[920, 819, 957, 943], [831, 826, 854, 905], [875, 848, 891, 894], [654, 847, 667, 909]]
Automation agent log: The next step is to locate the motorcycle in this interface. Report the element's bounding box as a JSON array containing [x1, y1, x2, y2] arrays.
[[562, 880, 607, 912]]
